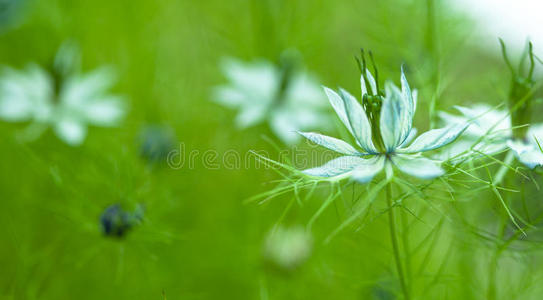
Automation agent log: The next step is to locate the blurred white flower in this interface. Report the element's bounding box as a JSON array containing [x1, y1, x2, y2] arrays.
[[300, 64, 467, 183], [263, 225, 312, 271], [213, 57, 331, 145], [0, 42, 126, 146], [439, 104, 543, 169]]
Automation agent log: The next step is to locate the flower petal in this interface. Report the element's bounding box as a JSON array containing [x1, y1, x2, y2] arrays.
[[392, 155, 444, 179], [399, 123, 468, 153], [339, 88, 377, 153], [380, 82, 404, 151], [298, 131, 360, 155], [302, 156, 366, 178], [54, 118, 87, 146], [508, 140, 543, 169], [351, 155, 385, 183], [400, 66, 416, 140], [84, 96, 126, 126], [323, 87, 353, 133], [360, 69, 377, 96]]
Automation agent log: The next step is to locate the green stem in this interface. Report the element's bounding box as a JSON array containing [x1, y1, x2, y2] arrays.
[[386, 182, 410, 300]]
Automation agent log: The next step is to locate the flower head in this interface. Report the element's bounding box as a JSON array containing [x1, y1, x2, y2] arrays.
[[300, 58, 467, 183], [213, 54, 331, 145], [0, 42, 126, 146], [440, 104, 543, 169]]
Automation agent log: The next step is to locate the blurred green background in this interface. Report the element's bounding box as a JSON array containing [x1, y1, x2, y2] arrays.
[[1, 0, 537, 299]]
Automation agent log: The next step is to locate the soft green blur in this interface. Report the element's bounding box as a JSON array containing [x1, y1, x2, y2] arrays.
[[1, 0, 542, 299]]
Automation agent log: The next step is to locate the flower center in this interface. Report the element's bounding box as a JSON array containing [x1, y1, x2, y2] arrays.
[[357, 49, 387, 153]]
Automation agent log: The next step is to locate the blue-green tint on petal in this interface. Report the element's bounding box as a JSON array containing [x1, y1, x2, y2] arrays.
[[302, 156, 366, 178], [508, 140, 543, 169], [351, 156, 385, 183], [392, 155, 444, 179], [298, 131, 360, 155], [380, 82, 404, 151], [323, 87, 353, 134], [400, 67, 416, 140], [399, 123, 468, 153], [360, 69, 377, 96], [399, 128, 417, 147], [339, 88, 377, 153]]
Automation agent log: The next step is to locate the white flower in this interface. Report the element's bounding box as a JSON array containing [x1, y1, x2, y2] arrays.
[[299, 66, 467, 183], [440, 104, 543, 168], [0, 43, 126, 146], [263, 225, 312, 270], [213, 57, 331, 145], [52, 67, 126, 146]]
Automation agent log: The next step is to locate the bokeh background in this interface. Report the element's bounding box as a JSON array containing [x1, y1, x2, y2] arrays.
[[1, 0, 542, 299]]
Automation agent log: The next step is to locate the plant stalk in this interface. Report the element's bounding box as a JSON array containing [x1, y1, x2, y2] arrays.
[[386, 182, 410, 300]]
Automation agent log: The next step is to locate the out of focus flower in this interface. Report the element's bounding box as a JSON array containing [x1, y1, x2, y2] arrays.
[[437, 105, 511, 161], [440, 105, 543, 168], [438, 41, 542, 168], [138, 124, 176, 163], [263, 225, 312, 271], [300, 56, 466, 183], [100, 203, 144, 238], [0, 42, 126, 146], [213, 54, 331, 145]]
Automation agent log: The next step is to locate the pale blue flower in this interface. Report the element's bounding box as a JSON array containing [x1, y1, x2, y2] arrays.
[[0, 43, 126, 146], [299, 67, 467, 183], [213, 57, 331, 145], [440, 104, 543, 169]]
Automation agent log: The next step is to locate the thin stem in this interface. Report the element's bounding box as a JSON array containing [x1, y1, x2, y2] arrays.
[[386, 182, 410, 300]]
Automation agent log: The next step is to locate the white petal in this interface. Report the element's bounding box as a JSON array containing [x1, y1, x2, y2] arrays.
[[298, 131, 360, 155], [303, 156, 367, 178], [269, 109, 301, 145], [380, 82, 404, 151], [508, 140, 543, 169], [235, 103, 267, 128], [399, 128, 417, 147], [84, 97, 126, 126], [351, 156, 385, 183], [323, 87, 353, 133], [360, 69, 377, 96], [399, 123, 468, 153], [212, 86, 246, 108], [527, 124, 543, 146], [221, 58, 278, 96], [392, 155, 444, 179], [286, 73, 328, 108], [339, 88, 377, 153], [61, 67, 116, 106], [54, 118, 87, 146], [400, 67, 416, 140]]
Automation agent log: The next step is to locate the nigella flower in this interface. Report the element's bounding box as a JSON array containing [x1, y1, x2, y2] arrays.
[[213, 53, 331, 145], [299, 58, 467, 183], [0, 42, 126, 146], [440, 104, 543, 169]]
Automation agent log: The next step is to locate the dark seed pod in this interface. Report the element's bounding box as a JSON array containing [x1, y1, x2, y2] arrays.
[[100, 204, 144, 238], [139, 125, 176, 164]]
